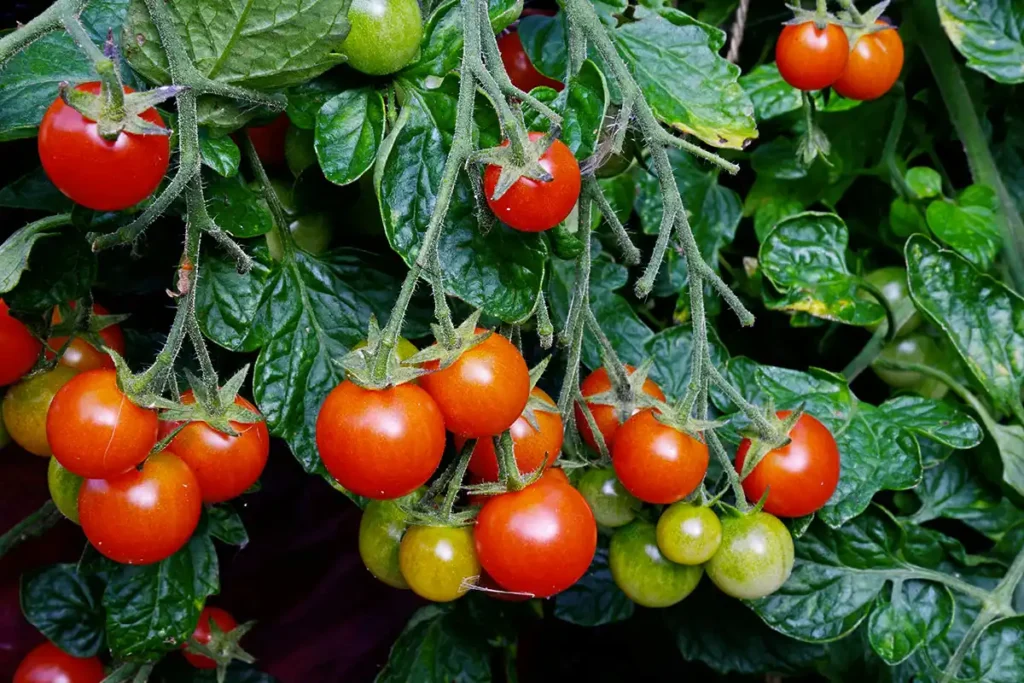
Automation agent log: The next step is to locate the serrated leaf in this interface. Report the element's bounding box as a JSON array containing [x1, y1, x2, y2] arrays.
[[207, 504, 249, 547], [554, 547, 634, 626], [937, 0, 1024, 85], [21, 564, 105, 657], [0, 220, 64, 294], [315, 87, 384, 186]]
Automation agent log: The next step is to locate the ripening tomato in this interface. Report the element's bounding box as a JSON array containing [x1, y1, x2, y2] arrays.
[[182, 606, 238, 669], [575, 365, 666, 452], [420, 330, 530, 438], [497, 31, 563, 93], [247, 114, 289, 166], [656, 502, 722, 565], [475, 470, 597, 597], [832, 22, 904, 101], [455, 387, 563, 481], [2, 366, 78, 456], [78, 451, 202, 565], [48, 456, 84, 524], [359, 495, 417, 589], [609, 521, 703, 608], [576, 467, 640, 528], [872, 333, 950, 399], [341, 0, 423, 76], [705, 512, 794, 599], [858, 266, 922, 337], [316, 380, 445, 499], [13, 642, 105, 683], [735, 411, 840, 518], [47, 369, 158, 478], [0, 299, 41, 386], [47, 303, 126, 372], [775, 22, 849, 91], [612, 410, 708, 505], [483, 133, 581, 233], [158, 392, 269, 503], [38, 82, 169, 211], [399, 525, 481, 602]]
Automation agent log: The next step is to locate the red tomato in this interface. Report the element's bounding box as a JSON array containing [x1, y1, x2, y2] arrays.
[[474, 470, 597, 597], [247, 114, 289, 166], [46, 303, 125, 372], [775, 22, 850, 91], [497, 31, 563, 93], [0, 299, 41, 386], [182, 606, 238, 669], [159, 392, 269, 503], [483, 132, 581, 233], [38, 82, 169, 211], [735, 411, 840, 517], [46, 369, 158, 478], [575, 365, 666, 452], [832, 23, 904, 100], [13, 642, 105, 683], [420, 330, 530, 438], [611, 410, 708, 504], [78, 451, 201, 564], [316, 380, 445, 499], [455, 387, 563, 481]]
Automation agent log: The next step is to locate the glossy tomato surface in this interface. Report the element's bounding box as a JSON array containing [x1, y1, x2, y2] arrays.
[[575, 365, 665, 452], [0, 300, 41, 386], [78, 451, 202, 565], [735, 411, 840, 518], [775, 22, 849, 91], [705, 512, 794, 600], [420, 330, 530, 438], [860, 267, 921, 337], [483, 133, 581, 232], [13, 642, 104, 683], [316, 380, 445, 499], [474, 471, 596, 597], [341, 0, 423, 75], [46, 369, 158, 478], [2, 366, 78, 456], [359, 496, 415, 589], [160, 392, 269, 503], [38, 82, 169, 211], [576, 467, 640, 528], [832, 23, 904, 100], [183, 606, 238, 669], [609, 521, 703, 608], [497, 31, 563, 93], [47, 303, 125, 372], [48, 456, 84, 524], [656, 502, 722, 565], [399, 525, 480, 602], [612, 410, 708, 504]]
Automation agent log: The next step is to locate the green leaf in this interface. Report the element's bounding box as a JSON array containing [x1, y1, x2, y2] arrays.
[[377, 80, 548, 322], [905, 235, 1024, 419], [21, 564, 105, 657], [878, 396, 983, 450], [925, 196, 1001, 270], [743, 176, 812, 242], [750, 138, 807, 180], [905, 167, 943, 199], [867, 580, 954, 665], [554, 547, 634, 626], [760, 212, 885, 326], [0, 168, 73, 211], [948, 617, 1024, 682], [739, 64, 802, 122], [285, 73, 350, 130], [991, 422, 1024, 501], [207, 504, 249, 547], [937, 0, 1024, 84], [518, 14, 568, 82], [315, 88, 385, 186], [5, 228, 96, 312], [890, 197, 929, 238], [611, 7, 757, 149], [645, 325, 729, 401], [552, 60, 608, 160], [206, 175, 274, 238], [0, 220, 67, 294], [199, 132, 241, 178], [377, 604, 491, 683]]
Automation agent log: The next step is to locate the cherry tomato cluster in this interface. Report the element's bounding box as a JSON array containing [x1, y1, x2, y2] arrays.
[[776, 20, 904, 100]]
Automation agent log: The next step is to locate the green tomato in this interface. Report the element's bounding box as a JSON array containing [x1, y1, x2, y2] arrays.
[[285, 126, 317, 178], [656, 503, 722, 565], [872, 333, 949, 399], [705, 511, 794, 600], [1, 366, 78, 456], [609, 521, 703, 608], [250, 177, 298, 216], [860, 267, 922, 337], [577, 467, 640, 528], [359, 496, 415, 589], [266, 213, 333, 261], [48, 456, 83, 524], [341, 0, 423, 76]]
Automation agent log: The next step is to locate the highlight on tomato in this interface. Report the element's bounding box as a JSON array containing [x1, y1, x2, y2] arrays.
[[0, 299, 41, 386], [775, 21, 849, 91], [13, 641, 105, 683], [575, 365, 666, 452], [576, 466, 640, 528], [46, 302, 126, 372], [656, 502, 722, 565], [399, 525, 481, 602], [611, 410, 708, 505]]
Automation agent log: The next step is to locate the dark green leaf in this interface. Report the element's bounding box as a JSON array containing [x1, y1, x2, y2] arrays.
[[207, 504, 249, 547], [554, 547, 634, 626], [750, 138, 807, 180], [285, 73, 350, 130], [739, 64, 802, 122], [645, 325, 729, 401], [949, 617, 1024, 682], [5, 228, 96, 312], [553, 60, 607, 159], [199, 132, 241, 178], [879, 395, 983, 449], [991, 422, 1024, 501], [743, 176, 811, 242], [206, 175, 274, 238], [21, 564, 105, 657], [315, 88, 384, 186], [518, 14, 568, 82], [753, 365, 855, 434], [937, 0, 1024, 84], [0, 168, 73, 211], [0, 220, 65, 294], [376, 604, 491, 683], [890, 198, 928, 238], [867, 580, 954, 665]]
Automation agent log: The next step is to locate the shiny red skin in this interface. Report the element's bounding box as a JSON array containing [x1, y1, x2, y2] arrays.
[[420, 330, 531, 438], [247, 114, 289, 166], [47, 369, 159, 478], [474, 470, 597, 598], [182, 606, 238, 669], [735, 411, 841, 517], [47, 303, 126, 372], [78, 451, 202, 565], [455, 387, 563, 481], [316, 381, 445, 499], [612, 410, 708, 504], [483, 132, 581, 232], [159, 392, 269, 503], [497, 31, 563, 93], [575, 365, 666, 452], [832, 24, 904, 101], [13, 642, 105, 683], [38, 82, 169, 211], [775, 22, 850, 91], [0, 299, 41, 386]]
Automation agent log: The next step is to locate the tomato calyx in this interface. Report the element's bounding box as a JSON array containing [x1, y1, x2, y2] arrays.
[[46, 299, 128, 364], [471, 129, 561, 202], [783, 6, 843, 31], [184, 617, 256, 679], [735, 405, 803, 482], [155, 366, 262, 439], [837, 1, 893, 43], [339, 315, 425, 389], [578, 359, 660, 452]]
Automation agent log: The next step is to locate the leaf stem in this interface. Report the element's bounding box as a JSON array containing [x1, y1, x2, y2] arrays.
[[0, 0, 89, 66], [0, 501, 63, 559]]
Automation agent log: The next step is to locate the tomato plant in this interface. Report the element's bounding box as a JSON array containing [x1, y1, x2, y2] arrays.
[[46, 302, 125, 372], [655, 502, 722, 565], [47, 456, 83, 524], [576, 466, 640, 528], [398, 525, 481, 602], [2, 365, 78, 456], [775, 22, 849, 91], [13, 642, 104, 683], [609, 520, 703, 608], [832, 22, 905, 101], [611, 410, 708, 504], [497, 30, 563, 93], [359, 495, 416, 589], [575, 366, 666, 452], [0, 299, 41, 386], [182, 606, 240, 669], [705, 512, 794, 600], [341, 0, 423, 75]]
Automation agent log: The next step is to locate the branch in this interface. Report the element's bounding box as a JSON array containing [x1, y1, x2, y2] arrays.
[[0, 502, 63, 559], [0, 0, 89, 66]]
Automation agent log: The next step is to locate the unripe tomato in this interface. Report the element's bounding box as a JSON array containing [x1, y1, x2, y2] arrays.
[[183, 606, 238, 669], [47, 303, 126, 372], [1, 300, 41, 386], [609, 521, 703, 608], [38, 82, 169, 211], [359, 495, 415, 589], [735, 411, 840, 518], [612, 410, 708, 505], [575, 365, 666, 452], [576, 467, 640, 528], [79, 451, 202, 565], [48, 456, 84, 524], [705, 512, 794, 599], [775, 22, 849, 91], [497, 31, 563, 93], [859, 267, 922, 337], [341, 0, 423, 76], [399, 525, 480, 602], [266, 213, 333, 260], [872, 333, 950, 399], [832, 22, 904, 101], [656, 502, 722, 565], [47, 369, 158, 478], [2, 366, 78, 456], [14, 642, 104, 683]]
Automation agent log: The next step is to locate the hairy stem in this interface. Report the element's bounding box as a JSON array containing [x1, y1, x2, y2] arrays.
[[0, 0, 89, 66]]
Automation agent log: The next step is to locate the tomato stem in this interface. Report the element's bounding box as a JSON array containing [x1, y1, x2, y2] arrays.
[[0, 0, 88, 67], [0, 501, 63, 560]]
